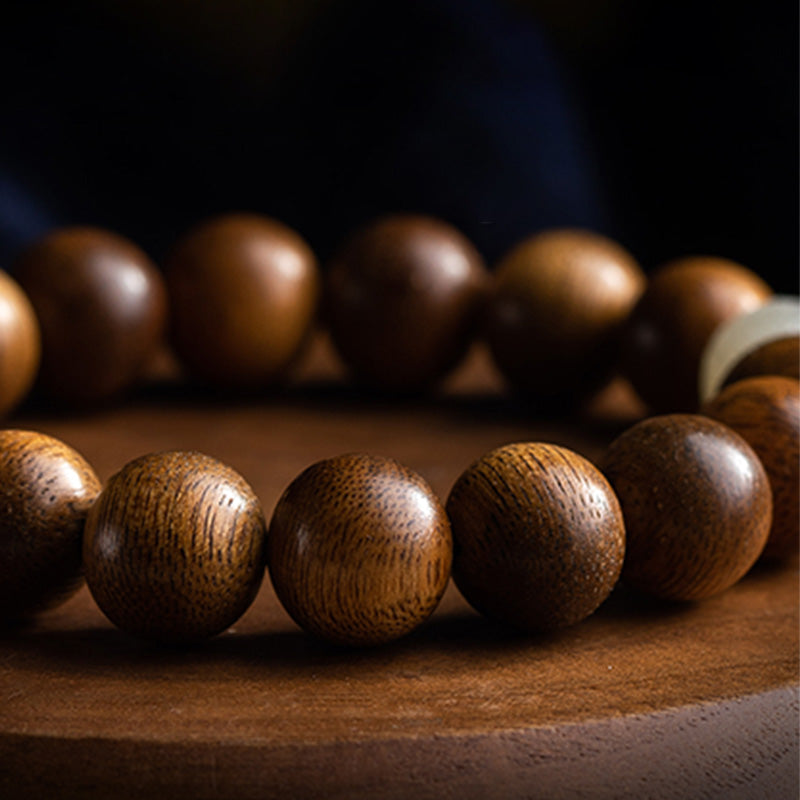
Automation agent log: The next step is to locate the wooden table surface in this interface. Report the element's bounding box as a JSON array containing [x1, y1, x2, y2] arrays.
[[1, 338, 798, 799]]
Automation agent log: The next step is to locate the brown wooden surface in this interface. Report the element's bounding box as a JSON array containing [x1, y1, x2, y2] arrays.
[[1, 338, 798, 799]]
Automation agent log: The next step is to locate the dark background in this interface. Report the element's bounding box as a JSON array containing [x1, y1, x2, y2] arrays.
[[0, 0, 796, 291]]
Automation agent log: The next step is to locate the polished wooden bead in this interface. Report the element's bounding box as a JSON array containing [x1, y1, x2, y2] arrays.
[[484, 229, 645, 404], [446, 442, 625, 632], [268, 453, 452, 646], [702, 376, 799, 560], [166, 214, 320, 387], [325, 214, 488, 390], [0, 271, 40, 417], [723, 336, 799, 388], [621, 256, 771, 413], [602, 414, 772, 601], [83, 451, 267, 643], [0, 429, 101, 620], [13, 227, 167, 405]]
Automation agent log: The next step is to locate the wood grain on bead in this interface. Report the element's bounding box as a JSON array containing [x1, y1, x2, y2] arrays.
[[0, 429, 101, 620], [621, 256, 771, 413], [166, 214, 320, 387], [484, 229, 644, 404], [446, 442, 625, 632], [602, 414, 772, 601], [0, 271, 40, 417], [12, 227, 167, 405], [83, 451, 267, 643], [702, 376, 799, 560], [325, 214, 488, 390], [268, 453, 452, 646]]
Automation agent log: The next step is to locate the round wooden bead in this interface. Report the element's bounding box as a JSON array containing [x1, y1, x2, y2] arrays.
[[602, 414, 772, 601], [484, 229, 645, 404], [268, 453, 452, 646], [446, 442, 625, 632], [166, 214, 320, 387], [702, 376, 799, 560], [0, 430, 101, 620], [325, 214, 488, 390], [83, 451, 267, 643], [698, 296, 799, 403], [13, 227, 167, 406], [620, 256, 771, 413], [0, 270, 40, 417]]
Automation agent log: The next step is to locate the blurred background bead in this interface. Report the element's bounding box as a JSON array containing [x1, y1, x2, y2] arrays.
[[166, 213, 320, 388], [83, 450, 267, 643], [484, 229, 644, 406], [268, 453, 452, 646], [325, 214, 488, 391], [620, 256, 771, 413], [0, 270, 40, 417], [0, 429, 101, 621], [446, 442, 625, 632], [602, 414, 772, 601], [702, 376, 799, 560], [698, 296, 799, 404], [13, 227, 167, 406]]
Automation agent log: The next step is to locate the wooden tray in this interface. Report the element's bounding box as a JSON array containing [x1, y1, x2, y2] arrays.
[[1, 340, 797, 799]]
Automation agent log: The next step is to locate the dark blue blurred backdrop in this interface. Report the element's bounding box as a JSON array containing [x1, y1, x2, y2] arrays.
[[0, 0, 796, 290]]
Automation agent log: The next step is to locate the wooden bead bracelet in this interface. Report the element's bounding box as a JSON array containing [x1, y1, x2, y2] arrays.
[[0, 214, 797, 646], [1, 371, 797, 647]]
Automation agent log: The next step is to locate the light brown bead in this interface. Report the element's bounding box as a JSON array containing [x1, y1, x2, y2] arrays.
[[484, 229, 644, 405], [166, 214, 320, 387], [0, 429, 101, 620], [702, 376, 799, 560], [0, 271, 40, 417], [325, 214, 488, 391], [446, 442, 625, 632], [621, 256, 771, 413], [602, 414, 772, 601], [83, 451, 267, 643], [13, 227, 167, 406], [268, 453, 452, 646]]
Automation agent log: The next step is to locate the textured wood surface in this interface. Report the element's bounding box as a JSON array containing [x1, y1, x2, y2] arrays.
[[1, 337, 797, 799]]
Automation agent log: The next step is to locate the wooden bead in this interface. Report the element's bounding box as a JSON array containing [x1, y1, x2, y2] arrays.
[[166, 214, 320, 387], [13, 227, 167, 406], [0, 430, 101, 620], [268, 453, 452, 646], [446, 442, 625, 632], [325, 214, 488, 390], [83, 451, 267, 643], [602, 414, 772, 601], [621, 256, 771, 413], [699, 297, 800, 402], [0, 271, 40, 417], [702, 376, 799, 560], [484, 229, 645, 404]]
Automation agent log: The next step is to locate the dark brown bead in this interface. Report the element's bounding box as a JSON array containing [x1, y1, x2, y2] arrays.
[[0, 271, 40, 417], [484, 229, 644, 404], [325, 214, 488, 390], [268, 453, 452, 646], [13, 227, 167, 406], [621, 256, 771, 413], [723, 337, 799, 388], [0, 429, 101, 620], [446, 442, 625, 632], [702, 376, 799, 560], [83, 451, 267, 643], [602, 414, 772, 601], [166, 214, 320, 387]]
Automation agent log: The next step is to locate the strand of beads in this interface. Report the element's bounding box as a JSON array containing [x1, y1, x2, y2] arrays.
[[0, 212, 797, 647], [1, 365, 796, 646]]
